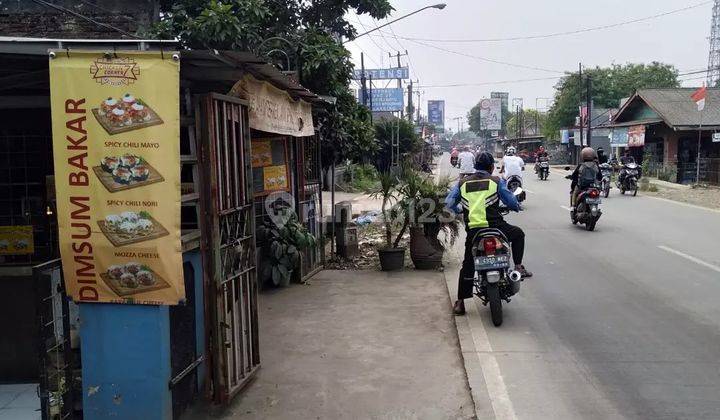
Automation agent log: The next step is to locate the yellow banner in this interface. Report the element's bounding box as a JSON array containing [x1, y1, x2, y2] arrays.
[[50, 51, 184, 305], [0, 226, 34, 255]]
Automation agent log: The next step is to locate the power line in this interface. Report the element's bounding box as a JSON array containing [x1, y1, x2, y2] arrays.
[[76, 0, 134, 21], [352, 18, 389, 66], [418, 69, 710, 89], [30, 0, 138, 38], [404, 38, 565, 74], [379, 1, 711, 43]]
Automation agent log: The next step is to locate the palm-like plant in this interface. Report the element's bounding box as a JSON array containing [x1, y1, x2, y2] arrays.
[[368, 171, 406, 249]]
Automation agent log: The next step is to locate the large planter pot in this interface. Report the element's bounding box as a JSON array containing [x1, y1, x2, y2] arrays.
[[409, 226, 444, 270], [378, 247, 406, 271]]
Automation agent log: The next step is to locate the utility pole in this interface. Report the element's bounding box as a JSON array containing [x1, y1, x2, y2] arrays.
[[578, 63, 584, 148], [407, 80, 414, 122], [586, 74, 592, 147], [368, 74, 373, 123], [390, 51, 408, 118], [360, 53, 367, 106]]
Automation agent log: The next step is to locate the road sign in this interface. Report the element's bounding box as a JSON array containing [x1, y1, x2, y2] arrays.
[[427, 100, 445, 130], [359, 88, 404, 112], [713, 132, 720, 142], [352, 67, 409, 80]]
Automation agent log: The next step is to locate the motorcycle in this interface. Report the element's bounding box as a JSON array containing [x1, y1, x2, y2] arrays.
[[506, 175, 526, 202], [473, 190, 524, 327], [536, 159, 550, 180], [571, 184, 602, 231], [599, 163, 613, 198], [617, 162, 640, 196]]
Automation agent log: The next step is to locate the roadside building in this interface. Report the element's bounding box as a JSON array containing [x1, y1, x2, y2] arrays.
[[607, 88, 720, 184], [0, 37, 325, 419]]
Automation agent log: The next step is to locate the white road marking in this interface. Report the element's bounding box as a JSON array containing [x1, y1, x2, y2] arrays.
[[658, 246, 720, 274], [466, 299, 518, 420], [560, 205, 573, 211]]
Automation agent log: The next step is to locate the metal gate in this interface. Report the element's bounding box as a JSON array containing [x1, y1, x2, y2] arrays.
[[34, 258, 77, 420], [196, 93, 259, 403]]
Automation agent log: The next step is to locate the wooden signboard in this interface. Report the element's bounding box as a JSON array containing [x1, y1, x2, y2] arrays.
[[92, 162, 165, 193]]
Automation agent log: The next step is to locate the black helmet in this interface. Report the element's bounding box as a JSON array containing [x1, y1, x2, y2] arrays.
[[474, 152, 495, 171]]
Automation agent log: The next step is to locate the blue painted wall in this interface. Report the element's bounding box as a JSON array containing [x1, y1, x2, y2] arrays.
[[80, 304, 172, 420]]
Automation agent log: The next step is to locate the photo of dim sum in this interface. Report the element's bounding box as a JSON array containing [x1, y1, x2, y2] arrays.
[[101, 262, 169, 296], [92, 93, 164, 135], [98, 210, 169, 247], [93, 154, 164, 192]]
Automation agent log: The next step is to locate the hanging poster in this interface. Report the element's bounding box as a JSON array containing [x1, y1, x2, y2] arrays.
[[0, 226, 34, 255], [49, 51, 184, 305], [628, 125, 646, 148], [252, 138, 290, 195]]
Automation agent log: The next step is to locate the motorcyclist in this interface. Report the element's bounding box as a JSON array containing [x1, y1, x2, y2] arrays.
[[534, 146, 549, 173], [500, 146, 525, 181], [618, 150, 637, 185], [568, 147, 603, 210], [450, 147, 460, 167], [596, 147, 609, 164], [445, 152, 532, 316], [457, 146, 477, 176]]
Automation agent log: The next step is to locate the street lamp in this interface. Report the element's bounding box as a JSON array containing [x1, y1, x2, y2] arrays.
[[344, 4, 447, 44]]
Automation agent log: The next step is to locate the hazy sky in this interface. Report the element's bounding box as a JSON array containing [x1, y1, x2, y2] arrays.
[[346, 0, 712, 130]]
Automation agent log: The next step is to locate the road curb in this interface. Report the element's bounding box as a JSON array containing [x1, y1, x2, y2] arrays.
[[441, 267, 495, 420]]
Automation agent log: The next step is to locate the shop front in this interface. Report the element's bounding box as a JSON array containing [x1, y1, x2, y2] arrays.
[[0, 39, 325, 420]]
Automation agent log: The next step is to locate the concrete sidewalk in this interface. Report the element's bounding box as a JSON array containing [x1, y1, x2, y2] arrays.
[[203, 269, 475, 420]]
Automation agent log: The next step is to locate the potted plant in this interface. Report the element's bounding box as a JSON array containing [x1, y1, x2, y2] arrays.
[[400, 171, 460, 270], [257, 209, 316, 287], [369, 171, 409, 271]]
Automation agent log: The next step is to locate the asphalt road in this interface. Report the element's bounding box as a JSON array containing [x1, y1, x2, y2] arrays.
[[438, 153, 720, 420]]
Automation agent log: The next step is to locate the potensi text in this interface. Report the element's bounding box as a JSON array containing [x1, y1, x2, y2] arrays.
[[65, 98, 98, 301]]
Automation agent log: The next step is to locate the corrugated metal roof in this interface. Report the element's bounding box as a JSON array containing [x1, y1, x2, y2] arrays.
[[613, 88, 720, 130], [181, 50, 324, 104]]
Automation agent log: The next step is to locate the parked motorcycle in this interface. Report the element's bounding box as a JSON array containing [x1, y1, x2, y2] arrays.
[[474, 191, 524, 327], [506, 175, 527, 202], [536, 159, 550, 180], [571, 185, 603, 231], [599, 163, 613, 198], [617, 162, 640, 196]]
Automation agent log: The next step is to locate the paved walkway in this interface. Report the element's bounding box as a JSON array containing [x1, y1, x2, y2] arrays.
[[199, 269, 474, 420]]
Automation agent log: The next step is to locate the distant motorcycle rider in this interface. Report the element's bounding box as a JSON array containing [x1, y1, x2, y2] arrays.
[[445, 152, 532, 316], [568, 147, 602, 210], [618, 150, 638, 185], [500, 146, 525, 181], [596, 147, 609, 164], [534, 146, 549, 173]]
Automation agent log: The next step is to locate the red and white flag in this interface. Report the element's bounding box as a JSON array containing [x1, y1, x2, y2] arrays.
[[691, 85, 707, 111]]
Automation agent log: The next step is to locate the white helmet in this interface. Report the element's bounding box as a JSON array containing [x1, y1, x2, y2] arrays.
[[506, 146, 516, 156]]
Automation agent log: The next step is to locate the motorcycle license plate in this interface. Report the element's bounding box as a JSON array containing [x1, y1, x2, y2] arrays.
[[474, 255, 510, 270], [585, 198, 600, 204]]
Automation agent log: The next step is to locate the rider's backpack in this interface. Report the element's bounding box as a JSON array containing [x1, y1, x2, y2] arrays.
[[578, 162, 598, 188]]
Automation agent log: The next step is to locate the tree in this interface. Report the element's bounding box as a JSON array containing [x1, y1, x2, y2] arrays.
[[153, 0, 394, 168], [544, 62, 679, 139], [506, 109, 546, 138], [373, 118, 422, 172]]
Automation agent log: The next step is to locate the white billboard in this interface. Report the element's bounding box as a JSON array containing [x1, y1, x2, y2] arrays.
[[479, 98, 502, 131]]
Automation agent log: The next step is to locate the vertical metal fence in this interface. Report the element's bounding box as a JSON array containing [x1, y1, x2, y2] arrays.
[[33, 259, 77, 420]]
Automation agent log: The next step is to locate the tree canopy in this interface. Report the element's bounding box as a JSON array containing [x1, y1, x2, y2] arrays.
[[544, 62, 680, 139], [153, 0, 394, 167]]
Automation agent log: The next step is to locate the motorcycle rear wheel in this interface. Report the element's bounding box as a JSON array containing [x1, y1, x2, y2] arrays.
[[487, 284, 503, 327], [586, 218, 597, 231]]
